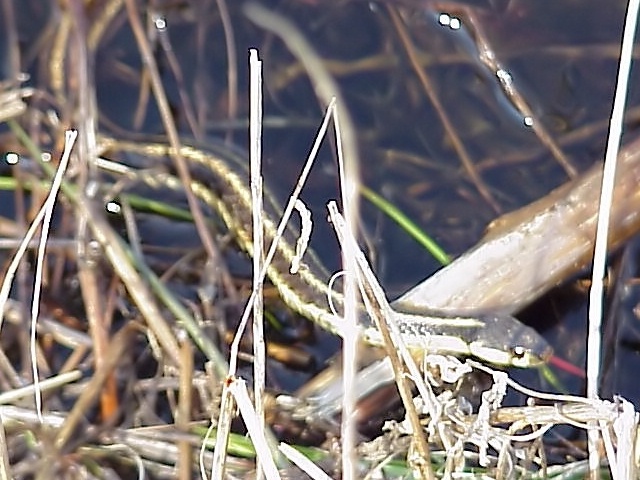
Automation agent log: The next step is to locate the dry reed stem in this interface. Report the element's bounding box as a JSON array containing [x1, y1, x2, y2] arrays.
[[209, 97, 341, 478], [177, 334, 194, 480], [587, 0, 640, 476], [244, 7, 363, 477], [328, 202, 435, 480], [249, 48, 269, 480]]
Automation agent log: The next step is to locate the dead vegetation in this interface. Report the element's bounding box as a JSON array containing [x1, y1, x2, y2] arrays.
[[0, 0, 638, 478]]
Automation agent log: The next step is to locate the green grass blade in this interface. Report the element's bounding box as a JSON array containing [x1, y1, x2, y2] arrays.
[[360, 185, 451, 266]]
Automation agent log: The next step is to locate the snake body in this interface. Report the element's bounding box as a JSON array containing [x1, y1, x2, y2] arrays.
[[98, 136, 552, 368]]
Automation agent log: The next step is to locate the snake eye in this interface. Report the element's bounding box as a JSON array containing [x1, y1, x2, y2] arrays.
[[510, 345, 531, 367], [512, 345, 526, 357]]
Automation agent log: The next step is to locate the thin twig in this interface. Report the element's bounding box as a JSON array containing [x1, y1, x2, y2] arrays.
[[327, 202, 435, 480], [249, 48, 270, 480], [243, 7, 362, 477], [587, 0, 640, 477], [462, 10, 577, 178], [54, 324, 136, 451], [122, 0, 240, 308], [215, 0, 238, 143], [30, 130, 77, 421], [177, 333, 194, 480], [0, 411, 10, 480], [149, 10, 201, 139], [387, 5, 501, 213]]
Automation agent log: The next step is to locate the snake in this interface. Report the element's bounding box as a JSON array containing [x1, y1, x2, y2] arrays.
[[96, 135, 552, 368]]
